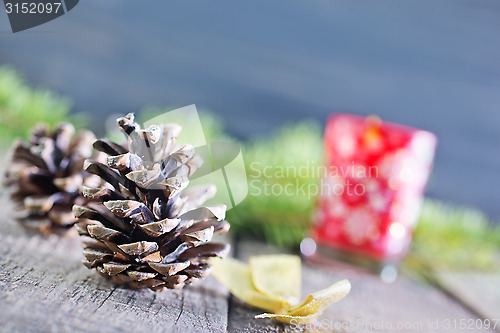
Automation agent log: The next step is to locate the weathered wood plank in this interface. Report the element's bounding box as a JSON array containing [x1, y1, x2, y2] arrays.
[[1, 188, 498, 332], [0, 197, 229, 333], [228, 239, 496, 333], [435, 271, 500, 330]]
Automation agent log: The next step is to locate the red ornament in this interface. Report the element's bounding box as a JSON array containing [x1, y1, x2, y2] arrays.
[[312, 114, 437, 262]]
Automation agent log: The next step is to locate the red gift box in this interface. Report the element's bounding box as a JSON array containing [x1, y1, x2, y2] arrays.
[[311, 114, 437, 262]]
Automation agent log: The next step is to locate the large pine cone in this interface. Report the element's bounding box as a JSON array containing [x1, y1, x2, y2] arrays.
[[74, 113, 230, 291], [4, 123, 98, 235]]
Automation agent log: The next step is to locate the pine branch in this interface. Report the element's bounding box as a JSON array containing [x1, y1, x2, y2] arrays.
[[0, 66, 83, 146]]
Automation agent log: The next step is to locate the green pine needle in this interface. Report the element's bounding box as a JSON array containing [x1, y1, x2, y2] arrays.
[[0, 66, 85, 146], [228, 121, 323, 248], [406, 200, 500, 272]]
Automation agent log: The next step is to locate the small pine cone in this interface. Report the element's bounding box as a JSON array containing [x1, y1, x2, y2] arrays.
[[4, 123, 99, 235], [74, 113, 230, 291]]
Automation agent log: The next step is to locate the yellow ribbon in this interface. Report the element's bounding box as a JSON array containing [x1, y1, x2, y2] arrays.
[[210, 254, 351, 324]]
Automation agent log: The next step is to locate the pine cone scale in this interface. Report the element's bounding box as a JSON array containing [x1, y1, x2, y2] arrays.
[[102, 262, 130, 275], [93, 139, 128, 156]]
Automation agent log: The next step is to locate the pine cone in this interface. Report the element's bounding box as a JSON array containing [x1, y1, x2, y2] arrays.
[[74, 113, 230, 291], [4, 123, 98, 235]]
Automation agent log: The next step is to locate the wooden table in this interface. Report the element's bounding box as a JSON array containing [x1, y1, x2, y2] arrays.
[[0, 195, 496, 333]]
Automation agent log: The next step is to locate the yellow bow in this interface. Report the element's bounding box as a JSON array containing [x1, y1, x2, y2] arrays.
[[210, 254, 351, 324]]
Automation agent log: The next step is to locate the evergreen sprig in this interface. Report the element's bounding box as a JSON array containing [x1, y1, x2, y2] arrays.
[[406, 200, 500, 272], [0, 66, 82, 146]]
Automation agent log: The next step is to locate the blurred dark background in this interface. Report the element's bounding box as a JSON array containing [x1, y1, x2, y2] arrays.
[[1, 0, 499, 219]]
